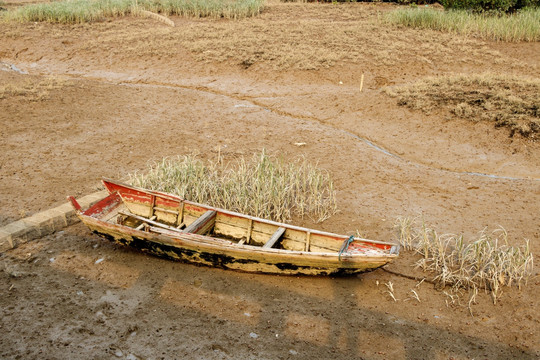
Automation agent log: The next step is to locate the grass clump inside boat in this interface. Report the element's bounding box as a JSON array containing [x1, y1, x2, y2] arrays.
[[130, 151, 338, 223]]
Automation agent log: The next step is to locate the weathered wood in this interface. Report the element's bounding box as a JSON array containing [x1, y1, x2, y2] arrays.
[[245, 218, 253, 245], [88, 179, 400, 275], [153, 206, 178, 215], [183, 210, 216, 235], [177, 201, 185, 226], [135, 215, 157, 230], [103, 177, 393, 246], [119, 210, 182, 233], [263, 227, 286, 249], [149, 195, 156, 218]]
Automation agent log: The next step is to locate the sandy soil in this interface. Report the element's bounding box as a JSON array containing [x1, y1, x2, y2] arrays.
[[1, 2, 539, 359]]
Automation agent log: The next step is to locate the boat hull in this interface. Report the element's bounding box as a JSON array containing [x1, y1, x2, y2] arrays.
[[70, 179, 398, 276], [80, 215, 391, 276]]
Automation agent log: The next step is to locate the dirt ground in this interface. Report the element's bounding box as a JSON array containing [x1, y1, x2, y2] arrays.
[[1, 1, 539, 359]]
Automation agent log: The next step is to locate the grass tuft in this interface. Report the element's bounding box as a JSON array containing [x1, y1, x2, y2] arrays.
[[386, 7, 540, 42], [385, 73, 540, 139], [2, 0, 264, 23], [129, 150, 338, 223], [395, 217, 534, 304], [0, 77, 71, 101]]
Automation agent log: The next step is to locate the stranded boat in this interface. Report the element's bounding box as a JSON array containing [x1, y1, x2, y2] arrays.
[[68, 178, 399, 275]]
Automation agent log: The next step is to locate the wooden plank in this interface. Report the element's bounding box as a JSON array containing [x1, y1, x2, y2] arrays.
[[135, 215, 157, 230], [177, 201, 185, 226], [183, 210, 217, 235], [153, 206, 178, 215], [305, 231, 311, 252], [149, 195, 156, 218], [245, 218, 253, 245], [149, 226, 234, 246], [214, 222, 336, 252], [118, 210, 183, 233], [263, 227, 286, 249], [122, 195, 384, 251]]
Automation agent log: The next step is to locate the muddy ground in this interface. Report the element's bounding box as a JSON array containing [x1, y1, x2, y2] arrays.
[[1, 2, 539, 359]]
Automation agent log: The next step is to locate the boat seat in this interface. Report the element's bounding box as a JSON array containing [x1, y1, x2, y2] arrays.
[[182, 210, 217, 235], [263, 227, 286, 249]]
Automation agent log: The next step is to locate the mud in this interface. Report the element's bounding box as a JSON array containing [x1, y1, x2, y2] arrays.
[[1, 3, 539, 359]]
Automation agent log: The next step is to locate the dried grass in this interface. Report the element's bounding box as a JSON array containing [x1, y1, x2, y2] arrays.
[[0, 76, 70, 101], [135, 9, 175, 27], [385, 73, 540, 139], [72, 3, 508, 71], [129, 150, 338, 223], [394, 216, 534, 304]]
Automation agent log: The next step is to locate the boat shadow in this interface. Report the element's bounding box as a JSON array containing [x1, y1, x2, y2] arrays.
[[155, 262, 537, 360]]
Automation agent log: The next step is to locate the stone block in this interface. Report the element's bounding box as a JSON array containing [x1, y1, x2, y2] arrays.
[[53, 202, 79, 225], [0, 229, 13, 251], [1, 220, 28, 239]]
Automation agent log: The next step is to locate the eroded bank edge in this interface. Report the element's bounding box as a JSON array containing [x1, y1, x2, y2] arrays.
[[0, 190, 108, 252]]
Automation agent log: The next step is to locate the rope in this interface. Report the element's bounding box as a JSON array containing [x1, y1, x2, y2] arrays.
[[338, 235, 355, 261]]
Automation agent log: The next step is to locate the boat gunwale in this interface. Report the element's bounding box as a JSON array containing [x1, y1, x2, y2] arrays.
[[101, 177, 398, 250], [78, 212, 397, 264]]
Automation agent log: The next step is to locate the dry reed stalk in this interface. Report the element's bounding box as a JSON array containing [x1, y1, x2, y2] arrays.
[[136, 9, 175, 27], [385, 281, 397, 302], [130, 150, 337, 223], [394, 217, 534, 304]]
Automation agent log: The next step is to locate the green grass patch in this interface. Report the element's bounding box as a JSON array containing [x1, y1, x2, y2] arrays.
[[386, 7, 540, 42], [129, 151, 338, 223], [2, 0, 265, 23], [385, 73, 540, 139]]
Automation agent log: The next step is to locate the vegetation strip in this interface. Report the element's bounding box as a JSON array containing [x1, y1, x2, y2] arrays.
[[0, 190, 107, 252], [386, 7, 540, 42], [385, 73, 540, 140], [2, 0, 265, 23]]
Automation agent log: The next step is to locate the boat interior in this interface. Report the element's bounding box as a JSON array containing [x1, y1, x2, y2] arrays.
[[77, 185, 395, 256]]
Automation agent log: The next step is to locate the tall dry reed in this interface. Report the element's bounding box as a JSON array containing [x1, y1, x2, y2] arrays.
[[130, 151, 337, 223], [395, 217, 534, 304]]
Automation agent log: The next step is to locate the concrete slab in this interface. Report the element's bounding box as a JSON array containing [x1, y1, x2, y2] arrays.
[[0, 189, 107, 252]]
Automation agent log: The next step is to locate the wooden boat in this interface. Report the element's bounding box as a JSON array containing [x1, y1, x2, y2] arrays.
[[68, 178, 399, 276]]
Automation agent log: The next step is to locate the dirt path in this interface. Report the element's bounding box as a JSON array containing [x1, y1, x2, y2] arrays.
[[1, 3, 539, 359]]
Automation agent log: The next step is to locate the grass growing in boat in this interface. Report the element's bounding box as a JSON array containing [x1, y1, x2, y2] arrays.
[[395, 217, 534, 305], [3, 0, 265, 23], [385, 73, 540, 139], [130, 151, 337, 223], [385, 7, 540, 42]]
